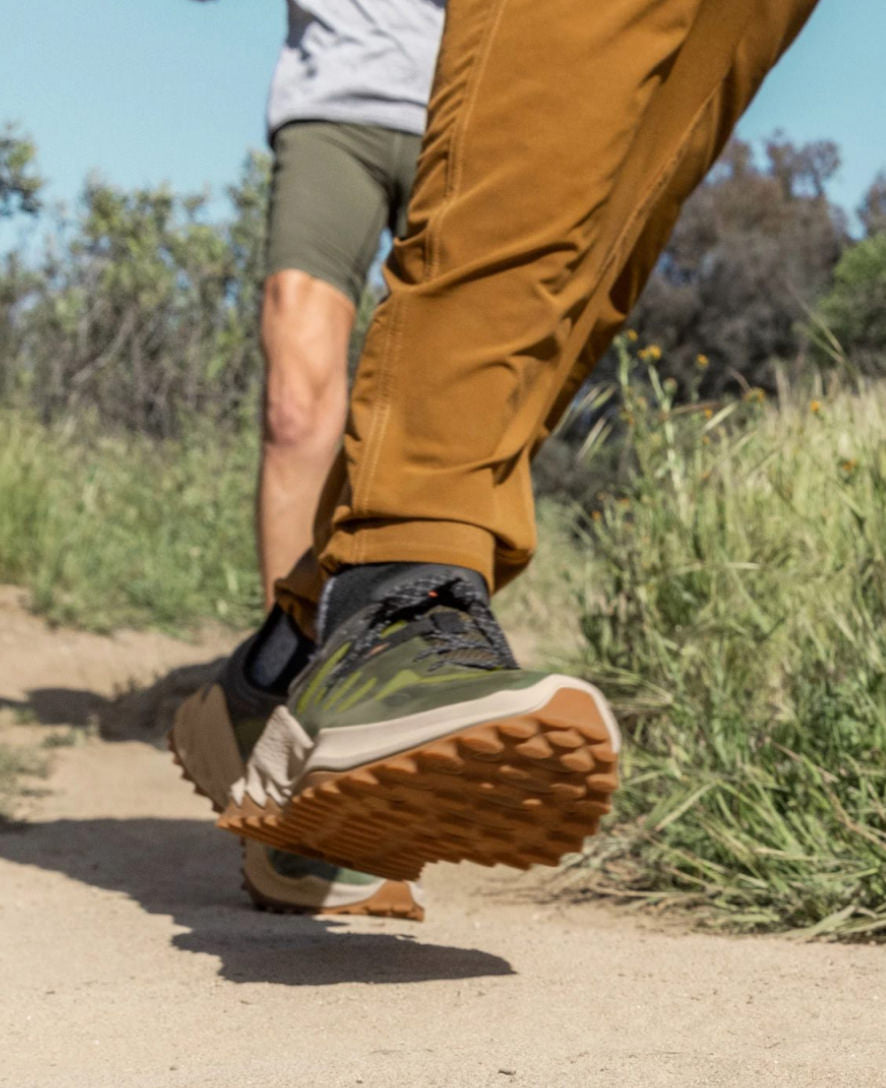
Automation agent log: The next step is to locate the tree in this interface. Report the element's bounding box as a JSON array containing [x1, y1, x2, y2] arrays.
[[0, 125, 43, 217], [1, 151, 272, 435], [621, 135, 848, 397], [858, 172, 886, 239], [815, 233, 886, 374]]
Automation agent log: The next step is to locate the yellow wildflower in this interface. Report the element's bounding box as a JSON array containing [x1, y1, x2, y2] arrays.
[[810, 400, 822, 414], [696, 353, 709, 368], [626, 329, 638, 342], [703, 407, 713, 420]]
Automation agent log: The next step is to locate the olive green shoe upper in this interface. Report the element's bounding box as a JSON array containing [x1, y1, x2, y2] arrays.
[[288, 565, 543, 736], [231, 566, 548, 804], [222, 565, 621, 883]]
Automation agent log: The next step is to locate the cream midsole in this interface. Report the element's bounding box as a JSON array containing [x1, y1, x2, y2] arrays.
[[233, 675, 619, 808], [304, 675, 620, 775]]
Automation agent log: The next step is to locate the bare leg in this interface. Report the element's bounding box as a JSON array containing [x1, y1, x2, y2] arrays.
[[257, 269, 353, 611]]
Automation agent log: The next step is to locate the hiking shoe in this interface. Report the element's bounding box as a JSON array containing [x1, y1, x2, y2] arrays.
[[218, 563, 621, 881], [170, 624, 425, 918], [169, 635, 285, 813], [241, 840, 424, 919]]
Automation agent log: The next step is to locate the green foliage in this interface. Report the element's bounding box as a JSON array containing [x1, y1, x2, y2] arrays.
[[814, 233, 886, 374], [0, 410, 263, 632], [0, 128, 877, 447], [559, 339, 886, 938], [0, 151, 270, 437], [0, 124, 43, 218]]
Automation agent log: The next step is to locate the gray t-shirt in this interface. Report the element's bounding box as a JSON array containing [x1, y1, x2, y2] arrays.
[[267, 0, 445, 138]]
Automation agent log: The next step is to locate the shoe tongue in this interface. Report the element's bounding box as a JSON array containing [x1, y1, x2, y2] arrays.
[[318, 562, 488, 642]]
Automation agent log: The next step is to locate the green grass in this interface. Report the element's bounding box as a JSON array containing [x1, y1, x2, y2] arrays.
[[555, 342, 886, 939], [496, 499, 591, 660], [0, 411, 263, 633], [2, 354, 885, 938]]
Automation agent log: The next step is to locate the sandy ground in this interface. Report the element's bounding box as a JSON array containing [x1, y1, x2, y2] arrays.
[[1, 587, 884, 1088]]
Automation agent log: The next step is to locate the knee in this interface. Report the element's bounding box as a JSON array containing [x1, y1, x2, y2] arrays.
[[263, 389, 326, 450], [263, 364, 346, 450]]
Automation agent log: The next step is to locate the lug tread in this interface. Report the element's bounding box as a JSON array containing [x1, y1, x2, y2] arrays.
[[218, 688, 618, 880]]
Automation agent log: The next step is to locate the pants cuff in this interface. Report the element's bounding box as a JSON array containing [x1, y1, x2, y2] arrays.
[[321, 519, 498, 592]]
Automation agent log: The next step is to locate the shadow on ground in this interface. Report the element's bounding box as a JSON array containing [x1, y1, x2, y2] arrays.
[[0, 659, 223, 744], [0, 816, 515, 986]]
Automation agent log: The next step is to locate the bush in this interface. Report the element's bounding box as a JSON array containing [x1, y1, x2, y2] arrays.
[[814, 233, 886, 375], [0, 154, 270, 437]]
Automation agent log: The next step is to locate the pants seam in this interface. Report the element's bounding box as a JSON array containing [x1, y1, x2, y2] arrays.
[[352, 0, 512, 530], [350, 292, 403, 550], [586, 5, 756, 335], [425, 0, 512, 280]]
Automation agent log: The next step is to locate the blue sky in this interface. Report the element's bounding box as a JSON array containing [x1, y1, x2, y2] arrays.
[[2, 0, 884, 229]]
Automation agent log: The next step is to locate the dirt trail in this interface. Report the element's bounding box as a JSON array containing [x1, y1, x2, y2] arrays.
[[1, 588, 884, 1088]]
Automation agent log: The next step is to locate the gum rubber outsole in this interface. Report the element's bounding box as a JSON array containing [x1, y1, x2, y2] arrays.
[[217, 688, 618, 882], [169, 716, 425, 919], [245, 877, 426, 920]]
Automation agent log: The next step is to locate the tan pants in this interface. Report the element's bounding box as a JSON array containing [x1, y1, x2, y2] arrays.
[[278, 0, 818, 632]]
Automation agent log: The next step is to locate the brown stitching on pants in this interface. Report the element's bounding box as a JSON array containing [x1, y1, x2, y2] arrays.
[[350, 290, 404, 555], [425, 0, 513, 280], [353, 0, 512, 523], [555, 5, 757, 403]]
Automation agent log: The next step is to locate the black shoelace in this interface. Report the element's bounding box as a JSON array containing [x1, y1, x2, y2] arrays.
[[342, 572, 518, 674]]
